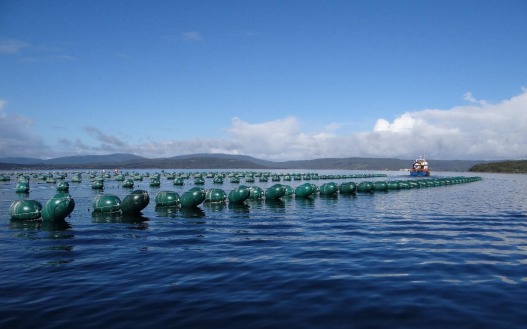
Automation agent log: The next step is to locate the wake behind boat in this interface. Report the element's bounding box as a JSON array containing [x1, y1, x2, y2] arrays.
[[410, 155, 430, 177]]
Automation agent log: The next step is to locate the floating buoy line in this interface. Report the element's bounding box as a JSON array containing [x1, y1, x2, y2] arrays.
[[4, 170, 482, 221]]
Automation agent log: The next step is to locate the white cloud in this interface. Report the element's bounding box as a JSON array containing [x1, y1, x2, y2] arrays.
[[463, 92, 477, 103], [2, 90, 527, 161], [85, 127, 127, 148], [210, 90, 527, 160], [0, 39, 29, 54], [181, 31, 203, 41], [0, 100, 49, 158]]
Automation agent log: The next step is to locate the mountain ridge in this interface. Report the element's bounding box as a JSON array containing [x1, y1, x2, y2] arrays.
[[0, 153, 492, 171]]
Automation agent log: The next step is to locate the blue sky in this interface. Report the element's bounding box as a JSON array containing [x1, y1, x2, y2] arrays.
[[1, 0, 526, 161]]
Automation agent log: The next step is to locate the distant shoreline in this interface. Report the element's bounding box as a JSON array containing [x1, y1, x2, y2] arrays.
[[0, 152, 502, 172]]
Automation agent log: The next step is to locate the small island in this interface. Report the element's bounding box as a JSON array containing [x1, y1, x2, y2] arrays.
[[469, 160, 527, 173]]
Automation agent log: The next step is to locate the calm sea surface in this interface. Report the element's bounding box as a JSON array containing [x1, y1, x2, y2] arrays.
[[1, 170, 526, 329]]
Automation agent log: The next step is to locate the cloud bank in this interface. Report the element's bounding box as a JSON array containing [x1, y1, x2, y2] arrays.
[[1, 90, 526, 160]]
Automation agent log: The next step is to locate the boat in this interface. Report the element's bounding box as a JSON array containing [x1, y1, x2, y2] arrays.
[[410, 155, 430, 177]]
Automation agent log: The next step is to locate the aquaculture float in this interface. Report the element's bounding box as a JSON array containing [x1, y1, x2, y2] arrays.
[[92, 194, 122, 213], [122, 179, 134, 188], [228, 185, 250, 204], [57, 181, 70, 192], [15, 182, 30, 194], [410, 155, 430, 177], [205, 188, 227, 203], [180, 187, 206, 208], [319, 182, 338, 196], [41, 193, 75, 221], [265, 184, 286, 200], [121, 190, 150, 213], [155, 191, 180, 207], [9, 199, 42, 220], [248, 186, 264, 199]]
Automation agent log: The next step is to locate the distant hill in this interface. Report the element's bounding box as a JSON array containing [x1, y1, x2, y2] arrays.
[[44, 153, 147, 165], [469, 160, 527, 173], [0, 157, 43, 165], [0, 152, 493, 171], [0, 153, 145, 166]]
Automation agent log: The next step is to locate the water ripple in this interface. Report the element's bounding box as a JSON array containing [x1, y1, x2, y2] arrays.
[[1, 171, 527, 328]]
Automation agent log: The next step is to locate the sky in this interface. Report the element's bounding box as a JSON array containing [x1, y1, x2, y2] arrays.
[[1, 0, 526, 161]]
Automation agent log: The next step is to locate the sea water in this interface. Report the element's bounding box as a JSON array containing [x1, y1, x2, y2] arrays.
[[0, 170, 526, 329]]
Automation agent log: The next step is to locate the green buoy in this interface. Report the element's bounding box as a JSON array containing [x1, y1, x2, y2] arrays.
[[295, 183, 315, 198], [41, 193, 75, 221], [228, 185, 250, 204], [15, 182, 29, 193], [339, 182, 357, 194], [319, 182, 338, 195], [155, 191, 180, 207], [180, 187, 206, 208], [248, 186, 264, 199], [205, 188, 227, 203], [122, 179, 134, 188], [92, 194, 121, 213], [265, 184, 285, 200], [9, 199, 42, 220], [121, 190, 150, 213]]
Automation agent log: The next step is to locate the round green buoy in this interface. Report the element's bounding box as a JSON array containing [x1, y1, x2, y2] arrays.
[[173, 177, 185, 186], [121, 190, 150, 213], [319, 182, 338, 195], [228, 185, 250, 204], [41, 193, 75, 221], [9, 199, 42, 220], [71, 174, 82, 183], [92, 194, 121, 213], [180, 187, 206, 208], [122, 179, 134, 188], [339, 182, 357, 194], [92, 180, 104, 189], [15, 182, 29, 193], [265, 184, 285, 200], [295, 183, 315, 198], [56, 181, 70, 192], [372, 181, 388, 192], [205, 188, 227, 203], [155, 191, 180, 207], [282, 185, 294, 196], [248, 186, 264, 199], [357, 181, 374, 193]]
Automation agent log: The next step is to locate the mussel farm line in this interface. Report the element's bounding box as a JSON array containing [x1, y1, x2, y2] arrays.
[[5, 170, 483, 221]]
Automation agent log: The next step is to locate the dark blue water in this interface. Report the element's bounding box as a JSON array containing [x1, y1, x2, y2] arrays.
[[1, 170, 526, 329]]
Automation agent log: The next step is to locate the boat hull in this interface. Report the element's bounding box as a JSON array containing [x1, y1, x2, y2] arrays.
[[410, 170, 430, 177]]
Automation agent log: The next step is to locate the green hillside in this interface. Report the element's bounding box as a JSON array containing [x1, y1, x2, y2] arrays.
[[469, 160, 527, 173]]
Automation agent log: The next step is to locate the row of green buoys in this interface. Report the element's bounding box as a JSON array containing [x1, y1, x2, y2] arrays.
[[92, 190, 150, 214], [8, 176, 482, 220], [4, 171, 388, 185], [9, 192, 75, 221], [154, 176, 483, 208]]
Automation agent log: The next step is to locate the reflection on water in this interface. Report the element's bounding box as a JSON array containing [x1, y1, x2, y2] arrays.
[[41, 219, 72, 232], [91, 211, 149, 226], [179, 207, 206, 218], [264, 199, 286, 209], [202, 202, 226, 212], [154, 204, 179, 217], [228, 203, 251, 213]]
